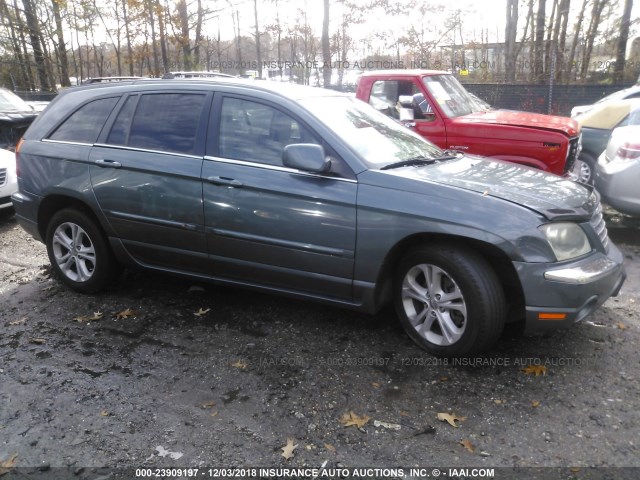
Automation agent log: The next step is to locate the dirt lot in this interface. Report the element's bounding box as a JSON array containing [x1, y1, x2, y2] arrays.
[[0, 210, 639, 479]]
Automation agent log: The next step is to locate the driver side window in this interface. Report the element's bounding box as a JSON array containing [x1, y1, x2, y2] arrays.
[[218, 97, 319, 166], [369, 80, 435, 121]]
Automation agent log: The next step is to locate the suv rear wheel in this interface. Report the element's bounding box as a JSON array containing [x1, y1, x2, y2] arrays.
[[394, 245, 506, 357], [46, 209, 119, 293]]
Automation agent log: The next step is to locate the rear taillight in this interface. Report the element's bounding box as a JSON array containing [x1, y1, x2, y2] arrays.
[[616, 142, 640, 161], [15, 138, 23, 177]]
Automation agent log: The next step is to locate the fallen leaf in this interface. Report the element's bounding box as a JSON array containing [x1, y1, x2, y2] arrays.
[[231, 360, 248, 370], [194, 308, 210, 317], [281, 438, 298, 460], [200, 401, 216, 409], [570, 467, 580, 473], [531, 400, 541, 408], [324, 443, 336, 452], [9, 316, 27, 326], [100, 410, 109, 417], [340, 411, 371, 428], [29, 338, 46, 344], [371, 382, 381, 388], [459, 439, 475, 453], [440, 376, 449, 382], [399, 411, 410, 417], [437, 412, 466, 428], [0, 453, 18, 475], [521, 365, 547, 376], [210, 411, 218, 417], [115, 308, 137, 319], [616, 322, 628, 330], [74, 312, 103, 323], [493, 399, 504, 405]]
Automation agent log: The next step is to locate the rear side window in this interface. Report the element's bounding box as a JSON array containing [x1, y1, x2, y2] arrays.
[[108, 93, 206, 155], [48, 97, 119, 143]]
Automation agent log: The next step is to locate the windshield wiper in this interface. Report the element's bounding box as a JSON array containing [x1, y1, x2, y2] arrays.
[[380, 156, 436, 170]]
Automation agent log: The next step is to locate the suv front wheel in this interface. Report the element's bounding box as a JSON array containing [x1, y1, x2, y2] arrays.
[[46, 208, 119, 293], [394, 245, 506, 357]]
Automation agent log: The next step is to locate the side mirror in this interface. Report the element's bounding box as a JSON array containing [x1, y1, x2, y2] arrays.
[[283, 144, 331, 173]]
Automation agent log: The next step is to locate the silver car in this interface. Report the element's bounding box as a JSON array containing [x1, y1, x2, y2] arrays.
[[596, 120, 640, 216]]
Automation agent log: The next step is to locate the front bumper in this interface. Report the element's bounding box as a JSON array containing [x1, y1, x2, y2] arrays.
[[514, 243, 626, 335]]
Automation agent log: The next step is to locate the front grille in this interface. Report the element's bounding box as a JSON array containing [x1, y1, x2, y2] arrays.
[[590, 201, 609, 250], [0, 167, 7, 187], [564, 136, 580, 174]]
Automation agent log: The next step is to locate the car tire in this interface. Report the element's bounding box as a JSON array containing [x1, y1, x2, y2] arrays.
[[45, 208, 119, 293], [574, 153, 596, 185], [394, 245, 506, 357]]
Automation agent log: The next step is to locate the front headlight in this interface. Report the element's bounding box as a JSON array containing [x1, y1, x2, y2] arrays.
[[539, 222, 592, 261]]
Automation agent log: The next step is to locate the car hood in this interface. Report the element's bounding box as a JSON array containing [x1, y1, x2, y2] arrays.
[[455, 109, 579, 137], [371, 156, 595, 220], [0, 110, 38, 123]]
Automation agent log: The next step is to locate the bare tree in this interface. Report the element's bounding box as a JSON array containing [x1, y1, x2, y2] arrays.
[[533, 0, 546, 83], [322, 0, 331, 87], [579, 0, 606, 81], [51, 0, 70, 86], [22, 0, 51, 90], [613, 0, 633, 83], [504, 0, 518, 82]]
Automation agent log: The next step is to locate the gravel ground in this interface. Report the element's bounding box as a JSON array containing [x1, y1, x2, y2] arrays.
[[0, 210, 639, 479]]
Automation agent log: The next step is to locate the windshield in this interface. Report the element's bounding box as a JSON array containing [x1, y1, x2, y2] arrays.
[[300, 96, 443, 168], [0, 88, 32, 113], [422, 75, 488, 118]]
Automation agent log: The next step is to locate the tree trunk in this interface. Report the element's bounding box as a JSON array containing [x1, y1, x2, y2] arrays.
[[156, 0, 169, 74], [534, 0, 546, 83], [22, 0, 51, 90], [194, 0, 203, 67], [122, 0, 135, 76], [177, 0, 191, 70], [580, 0, 606, 81], [504, 0, 518, 83], [322, 0, 331, 88], [51, 0, 71, 87], [1, 0, 29, 88], [147, 0, 160, 76], [613, 0, 633, 83], [253, 0, 262, 78], [566, 0, 587, 82]]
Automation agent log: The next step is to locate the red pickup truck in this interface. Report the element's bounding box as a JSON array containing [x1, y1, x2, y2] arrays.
[[356, 70, 581, 177]]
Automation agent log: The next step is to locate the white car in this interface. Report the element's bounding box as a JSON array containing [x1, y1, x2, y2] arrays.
[[571, 85, 640, 117], [0, 148, 17, 212]]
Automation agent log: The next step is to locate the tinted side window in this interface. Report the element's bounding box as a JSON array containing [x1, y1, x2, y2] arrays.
[[107, 95, 138, 145], [125, 93, 206, 155], [49, 97, 119, 143], [219, 97, 319, 166]]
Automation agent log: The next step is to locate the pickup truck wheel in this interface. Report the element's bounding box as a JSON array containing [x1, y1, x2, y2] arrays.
[[45, 209, 119, 293], [394, 245, 506, 357], [574, 153, 595, 185]]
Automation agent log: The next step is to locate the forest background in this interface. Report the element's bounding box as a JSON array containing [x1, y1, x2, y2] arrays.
[[0, 0, 638, 94]]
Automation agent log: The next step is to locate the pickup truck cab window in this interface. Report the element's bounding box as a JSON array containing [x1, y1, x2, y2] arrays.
[[369, 79, 435, 121]]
